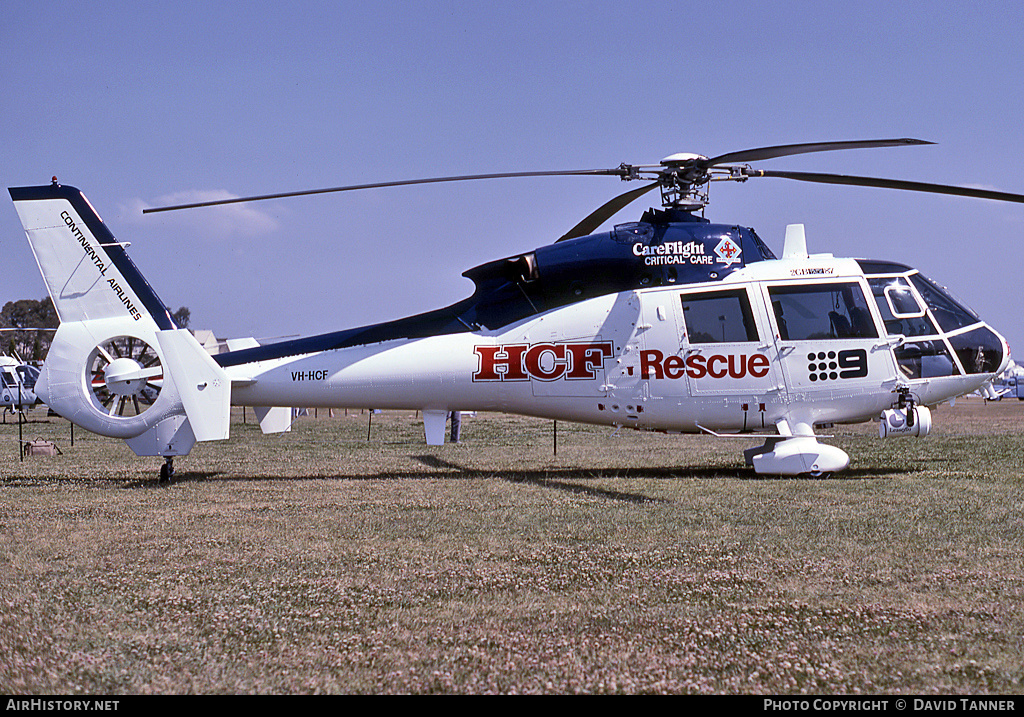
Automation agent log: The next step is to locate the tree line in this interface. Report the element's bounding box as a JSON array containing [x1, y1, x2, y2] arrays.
[[1, 297, 190, 361]]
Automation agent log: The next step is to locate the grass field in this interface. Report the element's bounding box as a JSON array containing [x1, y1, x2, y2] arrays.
[[1, 399, 1023, 694]]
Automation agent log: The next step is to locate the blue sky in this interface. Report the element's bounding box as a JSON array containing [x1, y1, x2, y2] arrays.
[[4, 1, 1023, 356]]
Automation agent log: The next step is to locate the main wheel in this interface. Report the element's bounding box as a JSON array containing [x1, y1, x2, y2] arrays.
[[159, 462, 174, 484]]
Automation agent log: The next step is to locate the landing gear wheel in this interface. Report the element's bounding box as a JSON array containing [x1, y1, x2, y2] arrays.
[[159, 457, 175, 484], [800, 470, 832, 479]]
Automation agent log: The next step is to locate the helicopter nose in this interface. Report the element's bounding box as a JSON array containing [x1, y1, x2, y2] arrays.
[[995, 329, 1012, 376], [34, 364, 50, 405]]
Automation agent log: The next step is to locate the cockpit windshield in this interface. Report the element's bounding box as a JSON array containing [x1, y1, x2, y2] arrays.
[[858, 261, 1002, 378], [16, 365, 39, 390], [907, 273, 979, 332]]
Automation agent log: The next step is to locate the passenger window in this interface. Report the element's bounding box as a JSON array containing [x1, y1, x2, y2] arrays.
[[681, 289, 759, 343], [768, 282, 879, 341]]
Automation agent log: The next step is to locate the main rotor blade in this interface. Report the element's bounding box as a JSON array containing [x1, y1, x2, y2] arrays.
[[555, 182, 661, 242], [142, 169, 628, 213], [752, 169, 1024, 204], [704, 138, 933, 168]]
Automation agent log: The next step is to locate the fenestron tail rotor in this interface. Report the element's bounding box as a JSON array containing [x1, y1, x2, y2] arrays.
[[87, 337, 163, 418], [141, 138, 1024, 242]]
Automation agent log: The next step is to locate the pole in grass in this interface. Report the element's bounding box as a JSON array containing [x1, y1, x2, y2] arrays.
[[18, 384, 23, 461]]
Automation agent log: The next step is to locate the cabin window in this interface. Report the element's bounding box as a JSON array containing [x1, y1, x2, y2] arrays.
[[768, 282, 878, 341], [680, 289, 759, 343], [0, 371, 15, 388], [868, 277, 936, 337]]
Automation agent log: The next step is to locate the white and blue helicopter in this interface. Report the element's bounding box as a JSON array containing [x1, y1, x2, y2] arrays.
[[9, 139, 1021, 482], [0, 352, 42, 414]]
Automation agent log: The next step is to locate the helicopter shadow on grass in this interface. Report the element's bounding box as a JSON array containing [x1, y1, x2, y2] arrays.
[[407, 454, 919, 483], [114, 464, 671, 503], [118, 456, 921, 501]]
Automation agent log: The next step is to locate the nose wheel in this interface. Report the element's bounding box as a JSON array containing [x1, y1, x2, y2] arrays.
[[159, 456, 175, 484]]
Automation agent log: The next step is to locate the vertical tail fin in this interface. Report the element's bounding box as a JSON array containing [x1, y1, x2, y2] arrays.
[[9, 182, 230, 453], [9, 182, 176, 327]]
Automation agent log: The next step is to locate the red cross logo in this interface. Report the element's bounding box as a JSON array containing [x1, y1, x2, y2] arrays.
[[715, 238, 742, 266]]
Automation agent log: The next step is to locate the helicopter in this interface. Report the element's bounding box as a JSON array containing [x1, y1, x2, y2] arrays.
[[0, 352, 42, 414], [0, 325, 53, 414], [8, 139, 1022, 482]]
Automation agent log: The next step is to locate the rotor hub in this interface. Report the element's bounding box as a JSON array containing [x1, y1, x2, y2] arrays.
[[103, 357, 147, 396], [88, 336, 164, 418], [660, 152, 709, 167]]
